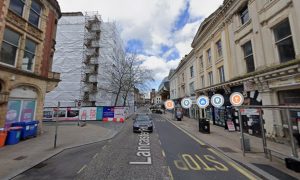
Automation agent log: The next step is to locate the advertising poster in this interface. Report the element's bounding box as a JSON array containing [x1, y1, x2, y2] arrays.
[[20, 100, 36, 121], [66, 108, 79, 120], [96, 107, 103, 120], [5, 100, 21, 126], [79, 107, 97, 120], [103, 107, 114, 118], [43, 108, 53, 121], [114, 107, 125, 118]]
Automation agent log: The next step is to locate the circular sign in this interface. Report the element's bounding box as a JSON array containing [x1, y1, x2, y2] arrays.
[[165, 100, 175, 110], [211, 94, 224, 108], [230, 92, 244, 106], [181, 98, 192, 109], [197, 96, 209, 109]]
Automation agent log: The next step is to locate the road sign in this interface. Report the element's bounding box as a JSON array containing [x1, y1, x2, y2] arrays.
[[181, 98, 192, 109], [211, 94, 224, 108], [197, 96, 209, 109], [230, 92, 244, 106], [165, 100, 175, 110]]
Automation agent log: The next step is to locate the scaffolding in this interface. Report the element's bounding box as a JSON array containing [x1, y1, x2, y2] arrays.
[[80, 12, 102, 107]]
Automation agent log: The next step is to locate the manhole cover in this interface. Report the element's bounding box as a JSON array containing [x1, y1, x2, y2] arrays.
[[14, 156, 27, 160], [217, 147, 237, 153], [33, 162, 47, 169]]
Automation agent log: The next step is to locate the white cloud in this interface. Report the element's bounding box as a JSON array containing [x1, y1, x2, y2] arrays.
[[58, 0, 223, 88]]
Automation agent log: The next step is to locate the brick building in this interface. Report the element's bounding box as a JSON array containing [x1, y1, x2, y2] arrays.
[[0, 0, 61, 130]]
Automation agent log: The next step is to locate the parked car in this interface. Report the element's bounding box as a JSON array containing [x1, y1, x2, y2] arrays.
[[133, 114, 153, 133]]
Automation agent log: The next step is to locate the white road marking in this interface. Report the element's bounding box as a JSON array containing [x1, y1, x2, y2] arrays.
[[93, 153, 98, 159], [77, 165, 87, 174]]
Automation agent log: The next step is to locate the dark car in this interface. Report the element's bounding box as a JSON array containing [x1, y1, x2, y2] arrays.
[[133, 115, 153, 133]]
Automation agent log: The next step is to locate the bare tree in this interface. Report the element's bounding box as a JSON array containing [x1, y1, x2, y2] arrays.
[[121, 54, 154, 106]]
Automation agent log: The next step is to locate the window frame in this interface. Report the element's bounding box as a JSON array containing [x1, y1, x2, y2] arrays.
[[0, 28, 21, 67], [201, 75, 205, 88], [22, 38, 37, 72], [189, 82, 195, 95], [242, 41, 255, 73], [239, 5, 250, 25], [216, 40, 223, 58], [272, 19, 295, 63], [199, 56, 204, 71], [28, 0, 43, 28], [190, 66, 194, 78], [207, 49, 212, 66], [208, 71, 213, 86], [9, 0, 26, 17], [218, 66, 225, 83]]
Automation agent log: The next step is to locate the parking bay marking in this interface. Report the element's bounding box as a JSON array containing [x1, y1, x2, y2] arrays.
[[164, 117, 256, 178], [129, 131, 152, 165]]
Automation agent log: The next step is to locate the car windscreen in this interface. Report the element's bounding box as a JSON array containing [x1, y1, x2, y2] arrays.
[[136, 116, 150, 121]]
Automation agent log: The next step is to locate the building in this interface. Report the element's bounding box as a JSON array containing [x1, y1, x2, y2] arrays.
[[44, 12, 133, 108], [155, 94, 162, 105], [171, 0, 300, 138], [150, 89, 156, 105], [0, 0, 61, 129]]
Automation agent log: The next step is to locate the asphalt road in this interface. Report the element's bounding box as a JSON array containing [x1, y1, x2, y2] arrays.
[[14, 108, 258, 180], [152, 113, 257, 180]]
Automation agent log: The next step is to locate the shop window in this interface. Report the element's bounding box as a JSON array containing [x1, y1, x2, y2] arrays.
[[22, 39, 37, 71], [5, 99, 36, 127], [242, 41, 255, 73], [239, 5, 250, 25], [9, 0, 25, 17], [273, 19, 295, 63], [29, 0, 42, 27], [0, 28, 20, 66], [216, 40, 223, 58], [218, 66, 225, 83]]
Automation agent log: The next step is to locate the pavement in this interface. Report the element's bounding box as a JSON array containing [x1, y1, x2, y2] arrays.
[[0, 121, 124, 180], [161, 111, 300, 179]]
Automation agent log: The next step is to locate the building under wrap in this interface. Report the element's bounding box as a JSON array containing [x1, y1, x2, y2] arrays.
[[44, 12, 134, 109]]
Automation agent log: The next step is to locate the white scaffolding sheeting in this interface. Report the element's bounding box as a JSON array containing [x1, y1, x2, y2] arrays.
[[44, 12, 134, 110], [45, 15, 85, 107]]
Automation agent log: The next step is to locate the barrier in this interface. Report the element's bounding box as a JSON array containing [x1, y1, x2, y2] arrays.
[[103, 118, 124, 123]]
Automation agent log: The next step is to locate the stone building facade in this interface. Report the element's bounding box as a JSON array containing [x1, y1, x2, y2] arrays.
[[0, 0, 61, 129], [170, 0, 300, 138]]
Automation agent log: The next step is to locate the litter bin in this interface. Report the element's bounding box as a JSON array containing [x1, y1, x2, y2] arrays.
[[12, 121, 39, 139], [199, 118, 210, 133], [0, 131, 7, 147], [5, 127, 23, 145]]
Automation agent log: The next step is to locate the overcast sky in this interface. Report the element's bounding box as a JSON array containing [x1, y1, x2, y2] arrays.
[[58, 0, 223, 91]]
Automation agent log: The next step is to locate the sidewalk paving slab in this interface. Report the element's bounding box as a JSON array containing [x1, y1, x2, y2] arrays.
[[0, 121, 124, 180], [162, 112, 300, 179]]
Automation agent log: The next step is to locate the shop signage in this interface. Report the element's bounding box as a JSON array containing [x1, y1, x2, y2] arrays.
[[226, 120, 236, 132], [240, 109, 260, 116]]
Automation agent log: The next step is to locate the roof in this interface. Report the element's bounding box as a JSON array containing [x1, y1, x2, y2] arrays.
[[48, 0, 62, 18]]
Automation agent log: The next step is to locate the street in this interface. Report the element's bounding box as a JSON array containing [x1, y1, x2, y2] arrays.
[[14, 108, 258, 180]]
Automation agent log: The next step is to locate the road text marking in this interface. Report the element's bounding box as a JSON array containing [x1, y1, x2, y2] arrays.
[[129, 132, 152, 165]]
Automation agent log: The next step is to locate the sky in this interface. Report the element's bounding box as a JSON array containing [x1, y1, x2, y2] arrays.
[[58, 0, 223, 91]]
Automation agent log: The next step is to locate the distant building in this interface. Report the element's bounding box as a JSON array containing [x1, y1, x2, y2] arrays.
[[150, 89, 156, 105], [0, 0, 61, 129]]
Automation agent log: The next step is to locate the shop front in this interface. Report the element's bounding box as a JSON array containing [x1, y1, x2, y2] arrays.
[[5, 86, 38, 128]]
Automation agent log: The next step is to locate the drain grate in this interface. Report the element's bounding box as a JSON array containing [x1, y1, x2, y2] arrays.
[[33, 162, 47, 169], [14, 156, 27, 160], [217, 147, 237, 153]]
